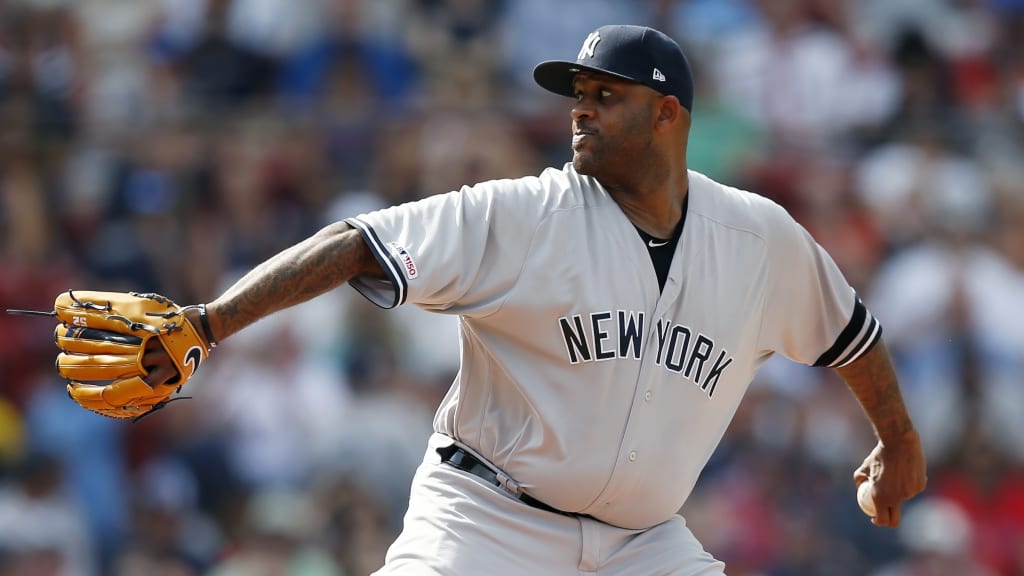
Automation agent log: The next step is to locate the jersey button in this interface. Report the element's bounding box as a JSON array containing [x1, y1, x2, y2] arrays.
[[628, 450, 637, 462], [644, 391, 652, 401]]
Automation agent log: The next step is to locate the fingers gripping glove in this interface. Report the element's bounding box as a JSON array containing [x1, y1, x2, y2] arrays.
[[53, 290, 212, 420]]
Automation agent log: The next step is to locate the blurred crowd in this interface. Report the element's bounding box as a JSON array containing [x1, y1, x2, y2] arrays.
[[0, 0, 1022, 574]]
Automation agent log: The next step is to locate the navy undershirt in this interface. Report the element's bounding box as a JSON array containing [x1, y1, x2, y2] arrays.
[[633, 196, 688, 292]]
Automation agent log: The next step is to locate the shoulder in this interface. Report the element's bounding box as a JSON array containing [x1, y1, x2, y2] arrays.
[[688, 170, 798, 241], [500, 163, 597, 203], [465, 163, 599, 213]]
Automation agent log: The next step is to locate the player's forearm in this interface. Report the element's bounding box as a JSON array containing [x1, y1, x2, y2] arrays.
[[835, 339, 918, 445], [203, 222, 378, 342]]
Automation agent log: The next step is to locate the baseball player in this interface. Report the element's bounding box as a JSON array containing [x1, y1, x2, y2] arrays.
[[138, 25, 927, 575]]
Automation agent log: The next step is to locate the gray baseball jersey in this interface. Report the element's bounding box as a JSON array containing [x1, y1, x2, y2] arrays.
[[346, 164, 879, 530]]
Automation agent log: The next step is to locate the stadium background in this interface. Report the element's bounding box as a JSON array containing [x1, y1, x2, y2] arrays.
[[0, 0, 1022, 574]]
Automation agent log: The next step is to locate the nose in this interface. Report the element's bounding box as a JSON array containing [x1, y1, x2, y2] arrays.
[[571, 99, 594, 123]]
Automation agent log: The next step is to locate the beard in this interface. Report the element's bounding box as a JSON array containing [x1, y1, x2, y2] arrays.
[[571, 106, 653, 181], [571, 135, 647, 187], [572, 148, 597, 175], [571, 135, 608, 177]]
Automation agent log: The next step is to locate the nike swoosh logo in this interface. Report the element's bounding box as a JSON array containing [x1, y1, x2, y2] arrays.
[[648, 239, 670, 247]]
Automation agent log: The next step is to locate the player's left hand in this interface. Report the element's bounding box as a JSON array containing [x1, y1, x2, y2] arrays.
[[50, 290, 214, 420], [853, 430, 927, 528]]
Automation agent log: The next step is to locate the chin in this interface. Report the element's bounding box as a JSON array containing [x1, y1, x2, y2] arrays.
[[572, 155, 595, 175]]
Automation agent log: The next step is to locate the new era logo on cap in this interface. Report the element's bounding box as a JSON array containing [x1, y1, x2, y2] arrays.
[[533, 25, 694, 111]]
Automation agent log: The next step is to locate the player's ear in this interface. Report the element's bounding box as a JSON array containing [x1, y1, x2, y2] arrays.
[[654, 96, 686, 132]]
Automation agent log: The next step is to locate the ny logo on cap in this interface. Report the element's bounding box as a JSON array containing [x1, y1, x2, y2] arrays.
[[578, 31, 601, 60]]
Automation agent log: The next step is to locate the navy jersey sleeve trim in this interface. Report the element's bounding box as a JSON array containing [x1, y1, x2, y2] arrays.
[[813, 294, 883, 368], [344, 217, 408, 309]]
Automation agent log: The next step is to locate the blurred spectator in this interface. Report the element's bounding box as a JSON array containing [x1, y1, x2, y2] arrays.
[[974, 174, 1024, 463], [200, 305, 352, 488], [224, 0, 324, 60], [499, 0, 654, 105], [873, 27, 962, 145], [0, 145, 81, 406], [315, 475, 394, 575], [0, 4, 86, 143], [71, 0, 162, 131], [713, 0, 899, 142], [148, 0, 277, 110], [319, 366, 436, 531], [855, 127, 990, 251], [115, 457, 222, 573], [0, 453, 95, 576], [365, 59, 542, 205], [658, 0, 762, 51], [406, 0, 504, 89], [872, 496, 998, 576], [208, 488, 343, 576], [863, 133, 1024, 468], [277, 0, 417, 110], [111, 548, 202, 576], [82, 119, 209, 291], [20, 371, 127, 574], [931, 425, 1024, 575], [683, 55, 768, 184], [0, 399, 23, 473]]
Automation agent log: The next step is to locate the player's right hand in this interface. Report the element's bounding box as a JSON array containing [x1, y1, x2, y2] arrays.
[[853, 430, 927, 528]]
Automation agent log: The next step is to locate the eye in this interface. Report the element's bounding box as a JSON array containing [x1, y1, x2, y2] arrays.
[[601, 89, 612, 99]]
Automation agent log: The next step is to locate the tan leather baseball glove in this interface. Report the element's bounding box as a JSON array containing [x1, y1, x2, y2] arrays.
[[50, 290, 213, 420]]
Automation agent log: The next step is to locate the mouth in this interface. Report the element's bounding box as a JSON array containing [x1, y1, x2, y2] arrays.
[[572, 129, 597, 149]]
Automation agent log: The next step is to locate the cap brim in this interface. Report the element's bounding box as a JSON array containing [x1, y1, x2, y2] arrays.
[[533, 60, 641, 98]]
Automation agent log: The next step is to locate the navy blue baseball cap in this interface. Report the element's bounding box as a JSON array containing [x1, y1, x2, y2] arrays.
[[534, 25, 694, 111]]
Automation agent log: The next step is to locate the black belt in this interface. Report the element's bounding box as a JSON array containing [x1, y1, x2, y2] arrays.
[[437, 444, 572, 516]]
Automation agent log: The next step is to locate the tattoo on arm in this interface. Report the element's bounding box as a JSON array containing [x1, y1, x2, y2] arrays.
[[835, 339, 916, 443], [207, 222, 382, 341]]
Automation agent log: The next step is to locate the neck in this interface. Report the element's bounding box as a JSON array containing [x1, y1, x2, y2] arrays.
[[602, 163, 689, 239]]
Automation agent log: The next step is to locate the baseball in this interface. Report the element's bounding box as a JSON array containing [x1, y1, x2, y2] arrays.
[[857, 481, 877, 517]]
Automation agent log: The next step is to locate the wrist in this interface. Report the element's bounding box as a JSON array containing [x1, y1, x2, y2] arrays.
[[197, 303, 218, 349], [185, 305, 218, 350], [878, 426, 920, 448]]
